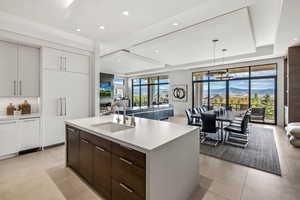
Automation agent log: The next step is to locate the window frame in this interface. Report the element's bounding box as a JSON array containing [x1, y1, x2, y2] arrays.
[[192, 64, 277, 125], [132, 76, 170, 108]]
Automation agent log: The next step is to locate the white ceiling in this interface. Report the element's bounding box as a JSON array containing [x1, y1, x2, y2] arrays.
[[100, 51, 164, 74], [0, 0, 294, 75], [248, 0, 282, 47], [129, 8, 256, 66], [0, 0, 202, 42], [275, 0, 300, 54]]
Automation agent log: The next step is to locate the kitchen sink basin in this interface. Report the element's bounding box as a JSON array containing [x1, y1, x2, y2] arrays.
[[91, 122, 134, 133]]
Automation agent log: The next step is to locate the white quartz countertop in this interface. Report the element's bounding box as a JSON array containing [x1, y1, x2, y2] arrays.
[[65, 115, 198, 152], [0, 113, 40, 122]]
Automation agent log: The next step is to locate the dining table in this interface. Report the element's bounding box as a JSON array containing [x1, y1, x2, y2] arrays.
[[191, 111, 239, 142]]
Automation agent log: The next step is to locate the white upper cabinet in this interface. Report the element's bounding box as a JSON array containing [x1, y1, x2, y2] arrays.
[[0, 41, 40, 97], [42, 48, 64, 71], [18, 45, 40, 97], [0, 41, 18, 97], [65, 52, 89, 74], [43, 47, 89, 74]]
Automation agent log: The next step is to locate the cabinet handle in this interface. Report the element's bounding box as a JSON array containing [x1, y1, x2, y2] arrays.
[[120, 183, 133, 193], [60, 98, 63, 116], [120, 144, 132, 151], [96, 146, 105, 152], [64, 97, 67, 116], [64, 57, 67, 71], [13, 80, 17, 96], [81, 139, 89, 144], [59, 56, 62, 71], [19, 81, 22, 96], [119, 157, 133, 165]]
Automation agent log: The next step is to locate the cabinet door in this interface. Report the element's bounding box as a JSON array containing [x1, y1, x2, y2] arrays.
[[42, 48, 63, 71], [42, 70, 67, 146], [94, 145, 111, 199], [0, 121, 20, 157], [0, 41, 18, 97], [79, 137, 94, 184], [18, 46, 40, 97], [66, 53, 89, 74], [20, 119, 40, 151], [67, 127, 79, 171], [65, 72, 90, 119]]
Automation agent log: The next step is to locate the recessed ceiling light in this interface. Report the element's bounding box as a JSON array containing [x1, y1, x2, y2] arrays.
[[154, 50, 159, 53], [76, 28, 81, 32], [172, 22, 179, 26], [99, 26, 105, 30], [123, 11, 129, 16], [294, 37, 299, 41]]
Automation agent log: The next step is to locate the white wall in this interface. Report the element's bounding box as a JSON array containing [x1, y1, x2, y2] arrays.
[[169, 70, 193, 116]]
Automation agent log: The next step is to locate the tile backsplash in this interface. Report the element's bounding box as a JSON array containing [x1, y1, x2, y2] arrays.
[[0, 97, 40, 116]]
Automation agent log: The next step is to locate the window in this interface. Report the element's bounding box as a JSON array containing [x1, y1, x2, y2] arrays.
[[251, 64, 276, 77], [228, 79, 249, 111], [193, 82, 208, 107], [132, 76, 169, 108], [133, 86, 140, 107], [192, 64, 277, 124], [228, 67, 249, 78], [113, 78, 125, 98], [193, 72, 209, 81], [210, 81, 226, 109]]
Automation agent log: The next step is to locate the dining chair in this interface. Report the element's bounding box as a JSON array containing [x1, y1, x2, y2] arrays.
[[185, 109, 201, 127], [201, 105, 208, 112], [200, 113, 221, 146], [193, 107, 199, 114], [224, 113, 250, 148], [230, 108, 252, 126]]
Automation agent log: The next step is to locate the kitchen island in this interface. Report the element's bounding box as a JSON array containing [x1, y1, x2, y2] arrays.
[[65, 115, 199, 200]]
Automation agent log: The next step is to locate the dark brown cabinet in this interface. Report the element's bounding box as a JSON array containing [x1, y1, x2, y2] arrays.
[[288, 46, 300, 123], [79, 137, 94, 184], [66, 126, 79, 171], [94, 145, 112, 199], [66, 125, 146, 200]]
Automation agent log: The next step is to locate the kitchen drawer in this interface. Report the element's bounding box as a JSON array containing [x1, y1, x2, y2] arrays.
[[80, 131, 111, 151], [112, 179, 143, 200], [112, 155, 145, 198], [112, 142, 146, 169]]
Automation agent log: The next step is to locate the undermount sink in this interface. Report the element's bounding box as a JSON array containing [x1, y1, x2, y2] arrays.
[[91, 122, 134, 133]]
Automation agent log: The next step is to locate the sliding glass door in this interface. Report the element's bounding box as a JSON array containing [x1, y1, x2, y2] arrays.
[[209, 81, 226, 110], [250, 78, 276, 124], [228, 79, 249, 112]]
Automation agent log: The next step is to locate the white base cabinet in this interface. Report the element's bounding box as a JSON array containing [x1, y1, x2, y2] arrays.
[[0, 121, 19, 157], [20, 118, 40, 151], [0, 118, 40, 159]]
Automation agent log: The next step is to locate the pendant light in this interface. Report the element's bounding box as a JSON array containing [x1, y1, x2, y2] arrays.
[[216, 48, 233, 80]]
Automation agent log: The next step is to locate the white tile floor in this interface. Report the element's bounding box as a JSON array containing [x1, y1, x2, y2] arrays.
[[0, 117, 299, 200]]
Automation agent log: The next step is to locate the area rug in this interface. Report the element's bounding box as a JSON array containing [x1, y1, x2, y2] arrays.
[[200, 127, 281, 176]]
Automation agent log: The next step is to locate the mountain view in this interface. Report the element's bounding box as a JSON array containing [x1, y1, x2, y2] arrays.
[[209, 87, 275, 96]]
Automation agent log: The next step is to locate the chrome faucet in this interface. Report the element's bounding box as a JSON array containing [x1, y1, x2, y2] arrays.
[[111, 100, 127, 124]]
